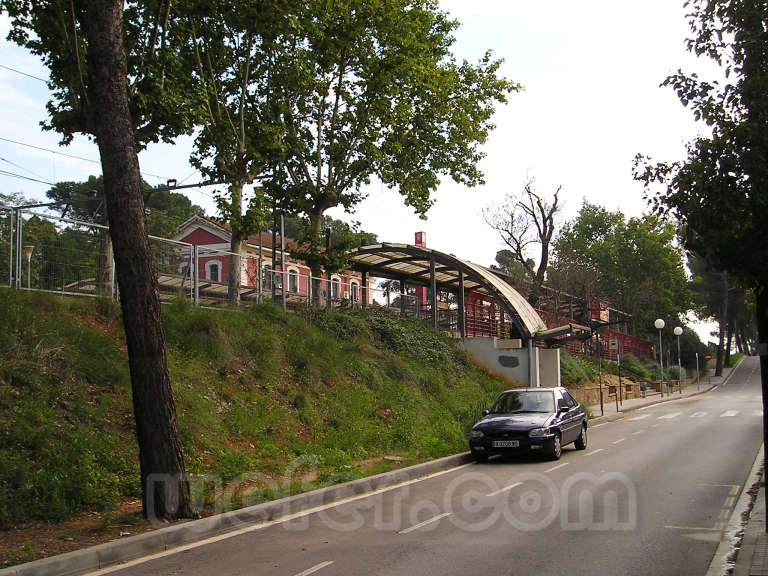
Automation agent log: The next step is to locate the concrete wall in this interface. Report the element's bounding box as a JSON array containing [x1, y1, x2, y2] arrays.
[[459, 337, 529, 386], [538, 348, 561, 387], [459, 338, 561, 388]]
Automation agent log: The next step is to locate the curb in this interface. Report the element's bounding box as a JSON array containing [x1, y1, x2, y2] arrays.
[[586, 357, 745, 424], [0, 453, 473, 576], [705, 444, 764, 576]]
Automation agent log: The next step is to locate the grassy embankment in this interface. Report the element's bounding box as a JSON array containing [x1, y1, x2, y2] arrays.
[[0, 290, 510, 534]]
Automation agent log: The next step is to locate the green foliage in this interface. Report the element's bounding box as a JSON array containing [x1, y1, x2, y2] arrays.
[[551, 201, 692, 338], [262, 0, 518, 272], [0, 290, 510, 527], [3, 0, 201, 148], [634, 0, 768, 345], [618, 354, 658, 381], [560, 351, 599, 386], [0, 291, 135, 527]]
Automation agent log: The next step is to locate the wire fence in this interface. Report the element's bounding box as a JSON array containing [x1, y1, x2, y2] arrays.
[[1, 206, 11, 286], [2, 209, 441, 320]]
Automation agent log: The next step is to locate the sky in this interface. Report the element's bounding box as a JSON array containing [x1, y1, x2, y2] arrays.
[[0, 2, 722, 340]]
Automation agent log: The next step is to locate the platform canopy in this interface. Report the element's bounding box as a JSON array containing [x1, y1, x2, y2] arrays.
[[349, 243, 549, 340]]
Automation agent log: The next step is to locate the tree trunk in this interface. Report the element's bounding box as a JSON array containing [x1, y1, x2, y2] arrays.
[[715, 273, 729, 377], [756, 285, 768, 530], [84, 0, 193, 521], [309, 209, 324, 306], [96, 228, 113, 296], [227, 183, 244, 304], [725, 317, 734, 367]]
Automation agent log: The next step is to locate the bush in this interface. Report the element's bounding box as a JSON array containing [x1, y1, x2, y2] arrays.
[[560, 351, 599, 385]]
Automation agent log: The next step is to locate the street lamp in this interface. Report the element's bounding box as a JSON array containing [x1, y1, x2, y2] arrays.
[[23, 245, 34, 290], [674, 326, 683, 394], [654, 318, 665, 397]]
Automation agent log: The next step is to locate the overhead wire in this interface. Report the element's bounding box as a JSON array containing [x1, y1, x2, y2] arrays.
[[0, 63, 48, 83]]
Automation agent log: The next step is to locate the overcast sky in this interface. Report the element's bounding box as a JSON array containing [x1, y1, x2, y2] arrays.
[[0, 2, 721, 338]]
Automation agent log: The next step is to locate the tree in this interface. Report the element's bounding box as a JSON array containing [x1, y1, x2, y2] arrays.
[[183, 0, 289, 303], [46, 176, 204, 293], [484, 180, 560, 306], [633, 0, 768, 524], [551, 201, 691, 338], [490, 249, 531, 285], [4, 0, 197, 520], [266, 0, 518, 302]]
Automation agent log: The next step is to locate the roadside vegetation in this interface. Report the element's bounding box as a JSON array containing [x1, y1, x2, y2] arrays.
[[0, 290, 508, 533]]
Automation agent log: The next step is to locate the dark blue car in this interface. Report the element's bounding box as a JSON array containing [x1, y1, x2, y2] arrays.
[[469, 387, 588, 462]]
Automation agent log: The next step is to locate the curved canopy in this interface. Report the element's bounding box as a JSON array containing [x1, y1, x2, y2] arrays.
[[349, 243, 547, 339]]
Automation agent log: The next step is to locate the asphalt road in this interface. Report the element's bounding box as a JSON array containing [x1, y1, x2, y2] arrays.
[[94, 356, 763, 576]]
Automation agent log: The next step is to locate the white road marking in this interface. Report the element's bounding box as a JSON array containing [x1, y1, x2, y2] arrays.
[[80, 463, 475, 575], [720, 410, 739, 418], [486, 481, 523, 497], [632, 430, 644, 436], [658, 412, 681, 420], [627, 414, 650, 421], [544, 463, 569, 473], [585, 449, 604, 456], [612, 438, 626, 445], [690, 412, 707, 418], [294, 561, 335, 576], [398, 512, 451, 534]]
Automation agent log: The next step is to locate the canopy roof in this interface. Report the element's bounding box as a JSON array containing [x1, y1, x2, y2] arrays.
[[349, 243, 548, 339]]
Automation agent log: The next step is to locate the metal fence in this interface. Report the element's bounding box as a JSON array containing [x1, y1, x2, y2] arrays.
[[1, 205, 10, 287], [2, 209, 432, 319]]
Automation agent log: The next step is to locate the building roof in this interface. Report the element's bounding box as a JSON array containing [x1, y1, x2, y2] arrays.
[[348, 243, 548, 338], [175, 215, 300, 251]]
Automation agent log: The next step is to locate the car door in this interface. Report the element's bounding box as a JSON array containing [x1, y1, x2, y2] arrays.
[[555, 390, 577, 443], [563, 390, 584, 441], [558, 390, 581, 444]]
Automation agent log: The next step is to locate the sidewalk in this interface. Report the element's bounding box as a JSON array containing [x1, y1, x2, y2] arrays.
[[586, 361, 740, 423], [734, 473, 767, 576]]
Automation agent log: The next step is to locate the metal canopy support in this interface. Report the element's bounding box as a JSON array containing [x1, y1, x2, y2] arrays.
[[362, 270, 368, 308], [400, 278, 406, 316], [280, 214, 286, 311], [458, 270, 466, 338], [429, 256, 437, 328], [193, 245, 199, 305], [7, 209, 14, 287], [349, 244, 536, 340]]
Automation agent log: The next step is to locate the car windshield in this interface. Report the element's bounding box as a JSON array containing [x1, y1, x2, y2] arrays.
[[489, 391, 555, 414]]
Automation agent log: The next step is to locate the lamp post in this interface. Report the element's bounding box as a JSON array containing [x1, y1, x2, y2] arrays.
[[674, 326, 683, 394], [695, 352, 700, 391], [654, 319, 665, 397], [23, 245, 34, 290]]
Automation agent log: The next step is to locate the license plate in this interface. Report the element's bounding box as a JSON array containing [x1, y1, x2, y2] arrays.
[[492, 440, 519, 448]]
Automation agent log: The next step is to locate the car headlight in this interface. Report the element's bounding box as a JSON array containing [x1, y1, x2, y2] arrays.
[[470, 429, 485, 439], [529, 427, 550, 437]]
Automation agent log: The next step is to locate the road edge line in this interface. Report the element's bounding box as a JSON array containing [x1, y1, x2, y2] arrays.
[[0, 453, 473, 576], [705, 443, 763, 576]]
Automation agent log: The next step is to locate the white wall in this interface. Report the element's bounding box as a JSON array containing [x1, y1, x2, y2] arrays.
[[459, 338, 529, 386], [538, 348, 561, 388], [459, 338, 561, 388]]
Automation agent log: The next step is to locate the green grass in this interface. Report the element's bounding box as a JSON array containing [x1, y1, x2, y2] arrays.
[[0, 291, 508, 527]]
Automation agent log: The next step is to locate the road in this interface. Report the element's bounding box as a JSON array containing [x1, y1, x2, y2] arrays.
[[94, 357, 763, 576]]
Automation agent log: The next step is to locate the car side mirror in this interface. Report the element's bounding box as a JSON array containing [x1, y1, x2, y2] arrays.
[[557, 400, 570, 413], [482, 409, 490, 416], [559, 406, 570, 413]]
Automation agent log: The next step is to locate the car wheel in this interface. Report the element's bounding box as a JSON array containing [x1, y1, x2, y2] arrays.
[[549, 433, 562, 460], [472, 452, 488, 463], [574, 424, 587, 450]]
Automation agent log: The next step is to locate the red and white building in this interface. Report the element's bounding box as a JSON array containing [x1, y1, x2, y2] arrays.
[[174, 216, 369, 304]]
